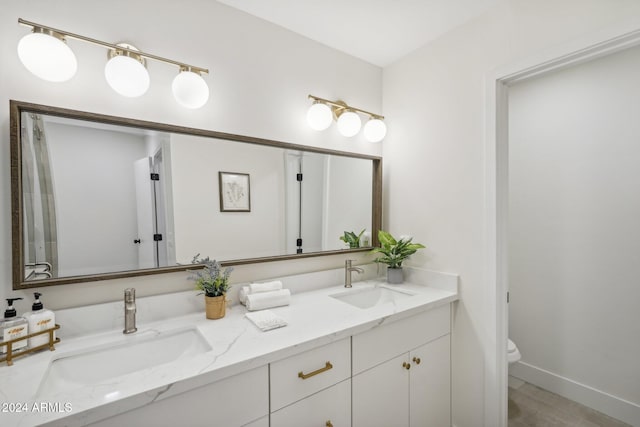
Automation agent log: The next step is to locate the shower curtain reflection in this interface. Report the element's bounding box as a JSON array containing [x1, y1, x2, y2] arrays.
[[21, 113, 58, 280]]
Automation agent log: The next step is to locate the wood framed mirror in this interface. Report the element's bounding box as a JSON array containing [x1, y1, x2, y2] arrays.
[[10, 100, 382, 289]]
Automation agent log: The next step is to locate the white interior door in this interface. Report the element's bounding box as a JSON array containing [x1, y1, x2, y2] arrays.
[[133, 157, 156, 269]]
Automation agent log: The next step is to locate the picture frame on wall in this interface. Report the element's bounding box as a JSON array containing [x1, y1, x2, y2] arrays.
[[219, 171, 251, 212]]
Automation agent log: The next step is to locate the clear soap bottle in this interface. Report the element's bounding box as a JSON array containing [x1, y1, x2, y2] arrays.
[[24, 292, 56, 349], [0, 298, 29, 354]]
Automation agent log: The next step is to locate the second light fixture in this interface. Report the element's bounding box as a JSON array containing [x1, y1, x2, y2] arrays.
[[306, 95, 386, 142]]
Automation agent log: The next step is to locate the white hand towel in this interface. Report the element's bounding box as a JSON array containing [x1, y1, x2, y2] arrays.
[[249, 280, 283, 294], [245, 310, 288, 331], [245, 289, 291, 311]]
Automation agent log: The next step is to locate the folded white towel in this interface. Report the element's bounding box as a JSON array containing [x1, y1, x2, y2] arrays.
[[245, 289, 291, 311], [249, 280, 283, 294], [239, 281, 284, 305], [245, 310, 288, 331]]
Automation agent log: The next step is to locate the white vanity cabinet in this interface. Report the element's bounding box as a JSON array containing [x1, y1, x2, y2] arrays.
[[352, 305, 451, 427], [88, 365, 269, 427], [270, 338, 351, 427]]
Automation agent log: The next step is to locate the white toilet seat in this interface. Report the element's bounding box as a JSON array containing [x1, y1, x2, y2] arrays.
[[508, 339, 521, 364]]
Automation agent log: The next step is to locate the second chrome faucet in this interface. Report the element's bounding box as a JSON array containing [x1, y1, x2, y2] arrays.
[[344, 260, 364, 288]]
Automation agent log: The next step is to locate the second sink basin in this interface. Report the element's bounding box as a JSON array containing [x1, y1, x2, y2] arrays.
[[330, 285, 416, 309], [37, 327, 211, 398]]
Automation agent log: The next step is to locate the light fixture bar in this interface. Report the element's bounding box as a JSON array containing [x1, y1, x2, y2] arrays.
[[18, 18, 209, 74], [308, 94, 384, 119]]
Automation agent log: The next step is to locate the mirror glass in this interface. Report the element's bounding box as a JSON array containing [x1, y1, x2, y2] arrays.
[[12, 102, 381, 287]]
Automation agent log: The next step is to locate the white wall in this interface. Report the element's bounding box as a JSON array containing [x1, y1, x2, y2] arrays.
[[508, 45, 640, 422], [0, 0, 380, 310], [382, 1, 640, 425]]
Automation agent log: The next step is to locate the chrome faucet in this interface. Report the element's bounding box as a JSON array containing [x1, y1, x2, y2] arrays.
[[123, 288, 137, 334], [345, 260, 364, 288]]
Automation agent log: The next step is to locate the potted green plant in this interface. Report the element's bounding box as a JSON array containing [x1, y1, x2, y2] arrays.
[[340, 229, 366, 249], [370, 230, 425, 284], [189, 254, 233, 319]]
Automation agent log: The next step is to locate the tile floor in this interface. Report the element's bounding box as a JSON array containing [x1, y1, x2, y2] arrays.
[[508, 377, 631, 427]]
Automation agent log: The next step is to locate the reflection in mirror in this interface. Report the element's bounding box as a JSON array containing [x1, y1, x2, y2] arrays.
[[21, 113, 173, 279], [12, 101, 381, 288]]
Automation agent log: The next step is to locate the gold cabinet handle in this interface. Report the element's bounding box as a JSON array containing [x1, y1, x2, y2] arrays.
[[298, 361, 333, 380], [412, 357, 421, 365], [326, 422, 333, 427], [402, 362, 411, 370]]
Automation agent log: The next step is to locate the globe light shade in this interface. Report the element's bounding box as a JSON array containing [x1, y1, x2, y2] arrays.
[[172, 70, 209, 109], [363, 118, 387, 143], [104, 54, 150, 98], [306, 102, 332, 131], [337, 110, 361, 137], [17, 32, 77, 82]]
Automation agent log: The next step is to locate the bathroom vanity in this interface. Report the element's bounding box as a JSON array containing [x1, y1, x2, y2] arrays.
[[4, 100, 456, 427], [0, 267, 457, 427]]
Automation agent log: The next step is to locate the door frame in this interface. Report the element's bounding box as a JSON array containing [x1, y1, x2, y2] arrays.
[[484, 22, 640, 427]]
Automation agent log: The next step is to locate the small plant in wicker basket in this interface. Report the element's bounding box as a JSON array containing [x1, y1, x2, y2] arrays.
[[189, 254, 233, 297]]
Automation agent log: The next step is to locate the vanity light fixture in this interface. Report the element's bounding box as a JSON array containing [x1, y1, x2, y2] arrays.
[[17, 18, 210, 108], [307, 94, 386, 142]]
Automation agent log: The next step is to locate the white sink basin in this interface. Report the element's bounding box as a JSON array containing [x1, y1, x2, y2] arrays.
[[330, 285, 416, 309], [37, 327, 211, 397]]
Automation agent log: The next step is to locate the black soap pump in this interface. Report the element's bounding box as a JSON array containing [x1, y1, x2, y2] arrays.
[[0, 298, 29, 353]]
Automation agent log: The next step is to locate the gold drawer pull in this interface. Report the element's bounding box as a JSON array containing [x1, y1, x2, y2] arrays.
[[402, 362, 411, 370], [298, 361, 333, 380], [412, 357, 421, 365], [326, 422, 333, 427]]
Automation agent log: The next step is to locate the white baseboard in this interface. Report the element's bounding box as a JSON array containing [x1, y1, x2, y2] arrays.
[[510, 361, 640, 427]]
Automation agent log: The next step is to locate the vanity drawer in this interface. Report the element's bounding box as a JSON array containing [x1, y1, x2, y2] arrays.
[[352, 304, 450, 374], [270, 337, 350, 411], [271, 379, 350, 427]]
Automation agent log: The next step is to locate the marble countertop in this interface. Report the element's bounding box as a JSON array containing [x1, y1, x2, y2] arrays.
[[0, 270, 457, 427]]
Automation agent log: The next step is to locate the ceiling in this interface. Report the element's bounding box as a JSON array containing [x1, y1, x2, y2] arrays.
[[217, 0, 501, 67]]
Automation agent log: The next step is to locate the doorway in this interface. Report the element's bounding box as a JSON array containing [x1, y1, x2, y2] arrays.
[[506, 44, 640, 426], [488, 26, 640, 427]]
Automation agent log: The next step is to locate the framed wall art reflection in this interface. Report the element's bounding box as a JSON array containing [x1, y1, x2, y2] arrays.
[[219, 171, 251, 212]]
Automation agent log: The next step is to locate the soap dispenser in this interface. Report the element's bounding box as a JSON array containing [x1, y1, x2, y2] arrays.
[[24, 292, 55, 349], [0, 298, 29, 354]]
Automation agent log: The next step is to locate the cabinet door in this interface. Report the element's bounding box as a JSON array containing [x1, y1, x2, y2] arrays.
[[352, 353, 409, 427], [271, 379, 350, 427], [409, 335, 450, 427]]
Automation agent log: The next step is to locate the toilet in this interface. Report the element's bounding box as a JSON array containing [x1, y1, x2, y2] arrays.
[[508, 339, 521, 364]]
